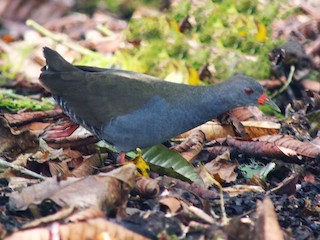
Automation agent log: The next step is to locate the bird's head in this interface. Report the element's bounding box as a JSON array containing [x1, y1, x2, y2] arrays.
[[225, 73, 280, 111]]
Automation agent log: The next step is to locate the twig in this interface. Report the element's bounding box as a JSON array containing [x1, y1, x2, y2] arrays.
[[0, 157, 47, 180], [199, 164, 228, 225], [270, 65, 295, 98], [96, 24, 115, 36], [96, 140, 119, 154], [278, 65, 295, 94], [25, 19, 104, 60]]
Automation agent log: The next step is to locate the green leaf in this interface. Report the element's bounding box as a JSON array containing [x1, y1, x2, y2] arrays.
[[142, 144, 205, 186], [239, 160, 276, 181], [239, 160, 264, 179]]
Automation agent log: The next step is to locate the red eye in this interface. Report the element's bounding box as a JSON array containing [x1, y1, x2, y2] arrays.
[[245, 87, 254, 95]]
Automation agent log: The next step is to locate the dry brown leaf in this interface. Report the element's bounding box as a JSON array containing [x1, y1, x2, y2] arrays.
[[229, 116, 249, 138], [187, 206, 216, 224], [22, 207, 75, 229], [172, 130, 205, 162], [6, 176, 41, 191], [226, 135, 320, 162], [2, 109, 63, 126], [38, 138, 64, 162], [241, 121, 281, 138], [229, 106, 266, 121], [6, 218, 149, 240], [5, 226, 50, 240], [47, 160, 71, 177], [0, 117, 38, 160], [70, 153, 106, 177], [46, 135, 98, 150], [66, 208, 105, 223], [57, 172, 130, 211], [268, 173, 299, 196], [178, 120, 279, 142], [8, 164, 136, 215], [226, 136, 288, 160], [247, 174, 268, 190], [301, 79, 320, 92], [254, 197, 284, 240], [257, 135, 320, 159], [222, 185, 265, 197], [60, 218, 149, 240], [17, 122, 52, 134], [177, 121, 235, 140], [159, 196, 183, 214], [201, 151, 238, 183], [28, 140, 105, 177], [106, 163, 137, 189], [205, 139, 230, 159], [0, 0, 72, 26], [8, 177, 79, 211], [260, 79, 283, 90], [158, 176, 219, 200]]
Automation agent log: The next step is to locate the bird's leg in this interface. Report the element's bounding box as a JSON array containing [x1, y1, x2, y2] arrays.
[[116, 152, 127, 163], [41, 116, 79, 138]]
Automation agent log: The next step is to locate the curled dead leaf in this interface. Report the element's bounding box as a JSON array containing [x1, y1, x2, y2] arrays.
[[178, 119, 279, 143], [171, 130, 205, 162], [159, 196, 183, 214], [200, 151, 238, 184], [135, 176, 160, 198], [257, 135, 320, 159], [226, 135, 320, 162], [177, 121, 235, 140]]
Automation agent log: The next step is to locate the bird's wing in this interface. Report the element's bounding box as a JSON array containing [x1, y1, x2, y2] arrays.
[[41, 68, 192, 130]]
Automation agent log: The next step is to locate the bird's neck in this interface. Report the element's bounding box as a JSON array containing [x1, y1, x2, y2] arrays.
[[194, 83, 237, 119], [169, 83, 234, 134]]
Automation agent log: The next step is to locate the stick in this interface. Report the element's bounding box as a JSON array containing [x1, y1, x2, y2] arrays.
[[25, 19, 104, 60], [0, 157, 47, 180]]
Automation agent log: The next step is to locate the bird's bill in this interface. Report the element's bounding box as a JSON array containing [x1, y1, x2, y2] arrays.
[[258, 93, 281, 112]]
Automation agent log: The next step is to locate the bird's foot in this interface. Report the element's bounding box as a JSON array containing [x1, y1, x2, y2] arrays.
[[116, 152, 127, 163]]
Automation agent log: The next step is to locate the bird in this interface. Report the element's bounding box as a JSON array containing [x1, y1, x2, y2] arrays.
[[268, 40, 313, 106], [268, 40, 312, 79], [39, 47, 279, 152]]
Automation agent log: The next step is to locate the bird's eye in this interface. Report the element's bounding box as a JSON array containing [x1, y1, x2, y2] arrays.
[[244, 87, 254, 95]]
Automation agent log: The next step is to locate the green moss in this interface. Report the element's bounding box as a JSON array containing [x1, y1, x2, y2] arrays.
[[0, 89, 54, 112], [170, 0, 191, 22]]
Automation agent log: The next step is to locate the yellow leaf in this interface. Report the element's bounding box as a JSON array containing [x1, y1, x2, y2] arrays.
[[239, 31, 248, 37], [188, 67, 201, 85], [128, 148, 150, 177], [256, 22, 267, 42], [169, 19, 180, 32]]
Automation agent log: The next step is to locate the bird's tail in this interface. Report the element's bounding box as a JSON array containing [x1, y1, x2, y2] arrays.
[[42, 47, 78, 72]]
